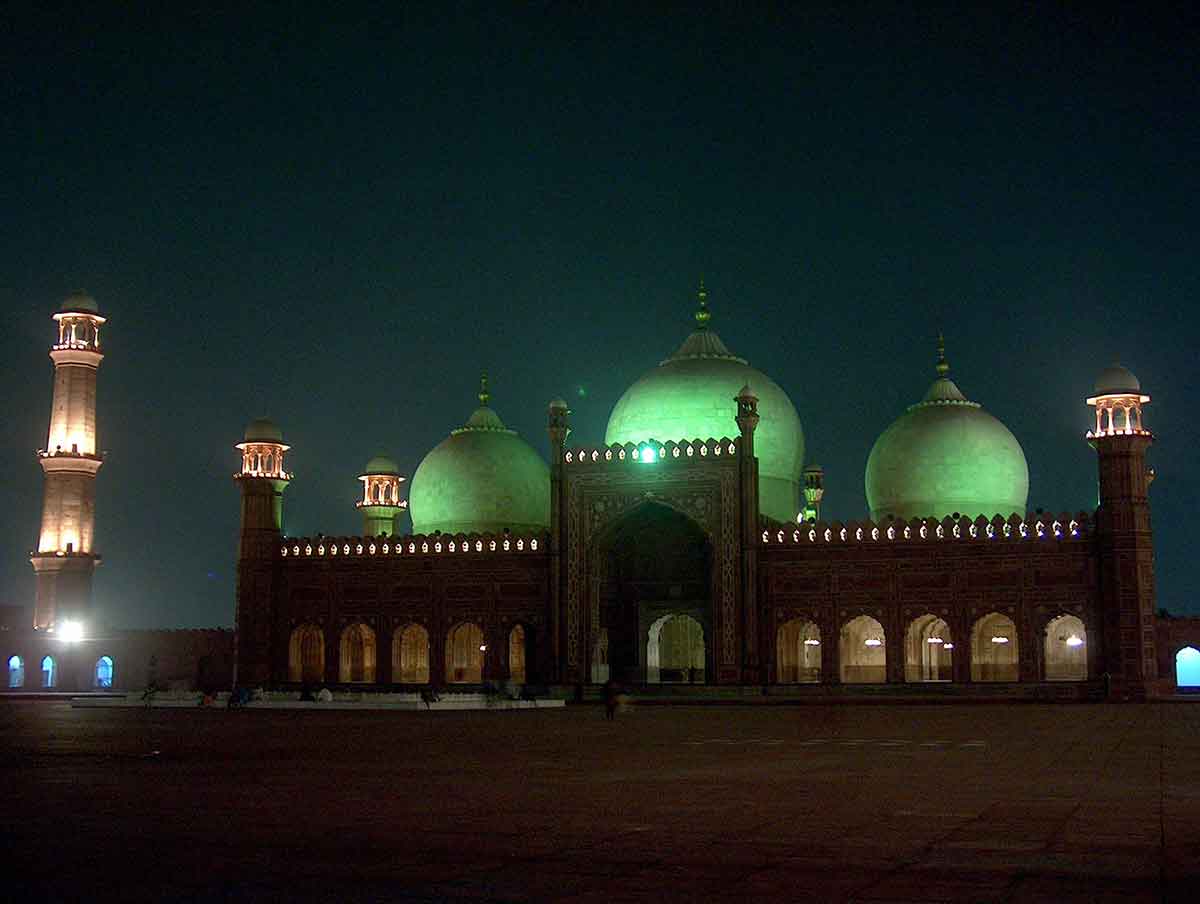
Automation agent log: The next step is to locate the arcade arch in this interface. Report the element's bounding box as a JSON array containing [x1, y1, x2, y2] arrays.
[[8, 654, 23, 688], [840, 615, 886, 683], [446, 622, 484, 683], [905, 614, 952, 682], [1177, 647, 1200, 688], [971, 612, 1018, 682], [508, 625, 527, 683], [95, 655, 114, 688], [393, 624, 430, 684], [288, 624, 325, 684], [776, 618, 821, 683], [1044, 615, 1087, 681], [41, 655, 56, 688], [339, 623, 376, 683]]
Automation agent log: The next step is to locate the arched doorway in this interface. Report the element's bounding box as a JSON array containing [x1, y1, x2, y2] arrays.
[[905, 614, 952, 682], [1177, 647, 1200, 689], [339, 623, 376, 683], [591, 629, 610, 684], [598, 501, 710, 684], [393, 624, 430, 684], [971, 612, 1018, 682], [508, 625, 527, 683], [840, 615, 886, 683], [776, 619, 821, 683], [95, 655, 114, 689], [41, 655, 56, 688], [646, 614, 705, 684], [1044, 615, 1087, 681], [288, 624, 325, 683], [8, 655, 24, 688], [446, 622, 484, 683]]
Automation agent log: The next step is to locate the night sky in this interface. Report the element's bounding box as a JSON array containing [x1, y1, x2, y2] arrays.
[[2, 5, 1197, 628]]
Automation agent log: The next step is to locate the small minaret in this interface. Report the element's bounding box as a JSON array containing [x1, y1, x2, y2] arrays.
[[357, 456, 407, 536], [801, 465, 825, 523], [1087, 364, 1157, 699], [547, 396, 570, 685], [30, 291, 107, 631], [735, 383, 762, 683]]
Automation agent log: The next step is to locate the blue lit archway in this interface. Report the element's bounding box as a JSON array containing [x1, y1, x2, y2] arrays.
[[1177, 647, 1200, 689], [95, 655, 114, 688]]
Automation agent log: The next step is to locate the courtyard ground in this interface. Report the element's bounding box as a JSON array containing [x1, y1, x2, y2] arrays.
[[2, 700, 1197, 902]]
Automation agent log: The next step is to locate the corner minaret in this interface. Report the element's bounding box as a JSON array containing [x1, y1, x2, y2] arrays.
[[357, 456, 407, 536], [30, 291, 106, 631], [1087, 364, 1157, 699], [233, 417, 291, 686]]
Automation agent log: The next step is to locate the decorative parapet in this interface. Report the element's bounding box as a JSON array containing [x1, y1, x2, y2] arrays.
[[762, 512, 1092, 547], [563, 437, 739, 466], [280, 531, 547, 559]]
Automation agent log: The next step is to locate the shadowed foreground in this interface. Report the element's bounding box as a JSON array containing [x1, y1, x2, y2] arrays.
[[2, 701, 1197, 902]]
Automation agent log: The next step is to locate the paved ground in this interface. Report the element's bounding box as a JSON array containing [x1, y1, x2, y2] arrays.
[[2, 700, 1198, 902]]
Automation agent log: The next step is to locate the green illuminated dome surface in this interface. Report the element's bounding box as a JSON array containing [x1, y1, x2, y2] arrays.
[[409, 380, 550, 536], [865, 344, 1028, 522], [363, 455, 400, 475], [604, 286, 805, 522], [60, 290, 99, 314], [243, 416, 283, 443]]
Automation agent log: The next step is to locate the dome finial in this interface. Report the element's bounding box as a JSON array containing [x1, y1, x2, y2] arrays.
[[935, 332, 950, 378], [478, 372, 490, 407], [694, 277, 711, 329]]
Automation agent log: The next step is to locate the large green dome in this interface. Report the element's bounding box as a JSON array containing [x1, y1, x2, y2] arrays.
[[409, 381, 550, 536], [604, 286, 805, 522], [865, 345, 1028, 522]]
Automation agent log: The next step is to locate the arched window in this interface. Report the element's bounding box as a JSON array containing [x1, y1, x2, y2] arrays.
[[8, 655, 23, 688], [393, 624, 430, 684], [776, 619, 821, 683], [971, 612, 1019, 682], [840, 615, 886, 683], [338, 623, 376, 683], [95, 655, 114, 688], [41, 655, 56, 688], [591, 629, 610, 684], [1177, 647, 1200, 689], [288, 624, 325, 684], [1044, 615, 1087, 681], [509, 625, 527, 683], [646, 614, 704, 684], [446, 622, 484, 683], [905, 614, 952, 682]]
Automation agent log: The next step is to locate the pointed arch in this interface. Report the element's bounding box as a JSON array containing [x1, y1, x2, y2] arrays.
[[646, 614, 705, 684], [94, 655, 114, 688], [776, 618, 821, 683], [840, 615, 886, 683], [905, 614, 952, 682], [446, 622, 484, 683], [393, 624, 430, 684], [1176, 647, 1200, 688], [1044, 614, 1087, 681], [41, 655, 56, 688], [970, 612, 1018, 682], [508, 625, 527, 683], [288, 624, 326, 684], [339, 623, 376, 683], [8, 655, 24, 688]]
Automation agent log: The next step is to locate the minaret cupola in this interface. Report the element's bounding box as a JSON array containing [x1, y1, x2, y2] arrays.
[[357, 456, 408, 536]]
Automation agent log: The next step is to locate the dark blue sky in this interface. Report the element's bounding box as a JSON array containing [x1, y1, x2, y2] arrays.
[[2, 4, 1197, 627]]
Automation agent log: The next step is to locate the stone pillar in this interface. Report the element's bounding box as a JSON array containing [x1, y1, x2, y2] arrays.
[[735, 385, 762, 684], [547, 398, 570, 684]]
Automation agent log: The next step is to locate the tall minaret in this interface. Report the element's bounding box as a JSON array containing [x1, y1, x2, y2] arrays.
[[234, 417, 291, 686], [357, 456, 407, 536], [30, 292, 106, 631], [1087, 364, 1157, 700]]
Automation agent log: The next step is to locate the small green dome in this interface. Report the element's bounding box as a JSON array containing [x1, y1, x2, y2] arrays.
[[409, 386, 550, 536], [865, 346, 1028, 522], [244, 417, 283, 443], [60, 290, 99, 314], [604, 286, 804, 522], [1094, 363, 1140, 395], [363, 455, 400, 475]]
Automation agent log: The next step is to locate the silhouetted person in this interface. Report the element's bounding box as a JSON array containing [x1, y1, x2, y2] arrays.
[[603, 679, 619, 720]]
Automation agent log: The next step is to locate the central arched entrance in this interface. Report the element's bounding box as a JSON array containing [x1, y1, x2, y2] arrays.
[[598, 501, 711, 684]]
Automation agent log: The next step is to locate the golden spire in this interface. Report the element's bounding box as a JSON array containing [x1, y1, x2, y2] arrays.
[[478, 372, 490, 407], [935, 332, 950, 378], [694, 277, 711, 329]]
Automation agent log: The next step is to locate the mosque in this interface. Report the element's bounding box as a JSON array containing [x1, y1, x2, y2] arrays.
[[5, 289, 1200, 697]]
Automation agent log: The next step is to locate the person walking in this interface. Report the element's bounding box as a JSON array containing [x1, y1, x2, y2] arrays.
[[603, 678, 619, 720]]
